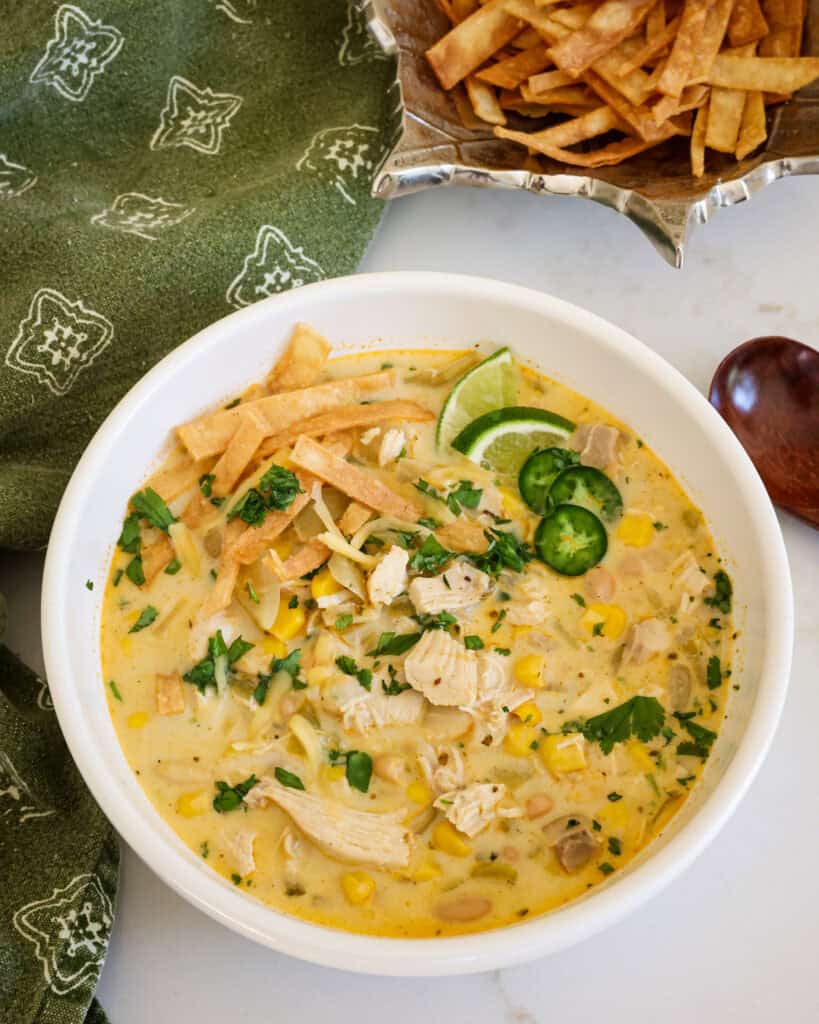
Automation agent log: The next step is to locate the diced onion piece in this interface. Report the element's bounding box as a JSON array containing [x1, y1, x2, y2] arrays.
[[249, 672, 291, 736], [315, 531, 378, 568], [328, 552, 366, 600], [349, 516, 427, 551], [238, 559, 281, 633], [288, 713, 323, 776], [169, 522, 201, 576]]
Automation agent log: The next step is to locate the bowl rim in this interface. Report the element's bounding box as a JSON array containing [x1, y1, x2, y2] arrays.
[[41, 271, 794, 975]]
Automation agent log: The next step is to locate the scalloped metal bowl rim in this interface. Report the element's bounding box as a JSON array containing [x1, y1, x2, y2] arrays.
[[42, 272, 793, 975]]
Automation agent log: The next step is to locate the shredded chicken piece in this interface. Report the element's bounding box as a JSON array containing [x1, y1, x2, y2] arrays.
[[583, 566, 616, 603], [378, 428, 406, 466], [459, 652, 532, 746], [622, 617, 671, 666], [257, 778, 410, 868], [434, 783, 506, 837], [505, 564, 551, 625], [477, 484, 504, 517], [404, 629, 479, 706], [282, 827, 301, 862], [571, 422, 620, 470], [367, 546, 409, 606], [417, 743, 466, 792], [409, 560, 491, 615], [673, 551, 708, 614], [224, 830, 256, 876], [341, 689, 424, 733]]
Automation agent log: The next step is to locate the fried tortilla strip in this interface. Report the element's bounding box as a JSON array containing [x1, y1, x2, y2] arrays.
[[227, 485, 313, 567], [727, 0, 769, 45], [690, 97, 709, 175], [495, 104, 623, 151], [199, 558, 240, 619], [142, 534, 175, 584], [453, 0, 480, 21], [527, 67, 574, 91], [646, 0, 667, 41], [706, 84, 747, 151], [256, 400, 434, 460], [267, 323, 331, 394], [616, 15, 681, 77], [585, 70, 680, 140], [435, 518, 490, 554], [521, 83, 597, 105], [338, 501, 373, 537], [178, 370, 394, 460], [735, 89, 768, 157], [658, 0, 717, 98], [181, 491, 213, 530], [426, 0, 524, 89], [146, 451, 216, 503], [547, 0, 658, 78], [210, 408, 269, 499], [156, 672, 186, 716], [549, 3, 599, 29], [652, 82, 709, 123], [707, 54, 819, 91], [275, 540, 330, 581], [291, 437, 422, 522], [476, 44, 551, 87], [452, 85, 489, 129], [465, 75, 508, 124], [497, 121, 678, 165], [689, 0, 737, 82]]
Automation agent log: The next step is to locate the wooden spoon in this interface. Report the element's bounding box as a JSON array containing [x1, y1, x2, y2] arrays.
[[709, 336, 819, 528]]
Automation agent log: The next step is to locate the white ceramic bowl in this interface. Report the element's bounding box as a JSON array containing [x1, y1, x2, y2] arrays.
[[42, 272, 793, 975]]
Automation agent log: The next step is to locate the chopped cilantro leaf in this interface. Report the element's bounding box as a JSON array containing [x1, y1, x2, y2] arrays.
[[653, 521, 667, 531], [113, 568, 123, 587], [246, 580, 260, 603], [200, 841, 209, 859], [677, 718, 717, 759], [108, 680, 122, 702], [199, 473, 215, 497], [253, 675, 271, 705], [494, 647, 511, 656], [704, 569, 733, 614], [117, 513, 141, 554], [599, 862, 615, 875], [227, 636, 254, 665], [607, 792, 622, 802], [274, 766, 304, 790], [129, 605, 158, 633], [464, 635, 484, 650], [213, 774, 258, 812], [491, 609, 507, 633], [224, 397, 241, 409], [592, 621, 604, 636], [164, 558, 182, 575], [382, 668, 411, 696], [446, 480, 483, 515], [706, 655, 723, 690], [366, 632, 422, 657], [467, 529, 533, 577], [85, 579, 93, 591], [571, 593, 586, 607], [131, 487, 176, 533], [408, 534, 454, 574], [577, 696, 665, 754], [258, 464, 303, 509], [227, 487, 266, 525], [608, 836, 622, 856], [414, 610, 457, 631], [288, 594, 299, 609], [334, 613, 353, 632], [418, 516, 442, 530], [335, 655, 373, 691]]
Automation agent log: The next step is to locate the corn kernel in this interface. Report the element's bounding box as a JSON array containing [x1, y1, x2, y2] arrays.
[[127, 711, 149, 729], [270, 602, 306, 641], [513, 701, 543, 727], [597, 799, 628, 834], [322, 764, 346, 782], [311, 568, 341, 599], [341, 870, 375, 905], [628, 740, 655, 774], [504, 721, 537, 757], [407, 781, 433, 805], [617, 513, 654, 547], [270, 537, 294, 561], [261, 635, 288, 658], [412, 857, 442, 882], [513, 654, 545, 689], [581, 602, 627, 640], [540, 733, 587, 774], [306, 664, 335, 688], [118, 636, 133, 656], [499, 487, 529, 520], [175, 790, 209, 818], [432, 820, 472, 857]]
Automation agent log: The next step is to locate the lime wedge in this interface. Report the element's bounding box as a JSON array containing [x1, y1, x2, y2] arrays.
[[436, 347, 518, 450], [452, 406, 575, 474]]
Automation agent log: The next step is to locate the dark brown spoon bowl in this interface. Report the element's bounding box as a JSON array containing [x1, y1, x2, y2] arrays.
[[710, 336, 819, 528]]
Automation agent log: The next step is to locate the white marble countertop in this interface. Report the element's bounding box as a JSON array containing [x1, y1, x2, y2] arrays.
[[3, 179, 818, 1022]]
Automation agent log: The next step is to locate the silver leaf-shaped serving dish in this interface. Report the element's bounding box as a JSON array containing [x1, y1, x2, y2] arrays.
[[364, 0, 819, 266]]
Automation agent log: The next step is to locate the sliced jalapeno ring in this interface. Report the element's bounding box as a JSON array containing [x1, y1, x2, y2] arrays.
[[534, 504, 608, 576], [518, 447, 579, 514], [547, 466, 623, 522]]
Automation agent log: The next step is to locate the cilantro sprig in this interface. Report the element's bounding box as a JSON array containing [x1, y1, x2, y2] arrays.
[[228, 464, 302, 526], [566, 696, 666, 754], [213, 774, 258, 812]]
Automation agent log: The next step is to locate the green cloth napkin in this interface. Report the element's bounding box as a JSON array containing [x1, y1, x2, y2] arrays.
[[0, 2, 394, 1020]]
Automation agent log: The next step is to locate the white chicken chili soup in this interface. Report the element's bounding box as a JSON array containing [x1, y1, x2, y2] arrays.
[[102, 327, 735, 937]]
